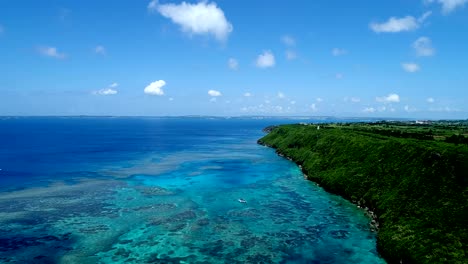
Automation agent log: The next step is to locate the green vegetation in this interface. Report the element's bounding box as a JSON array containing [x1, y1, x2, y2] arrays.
[[258, 121, 468, 264]]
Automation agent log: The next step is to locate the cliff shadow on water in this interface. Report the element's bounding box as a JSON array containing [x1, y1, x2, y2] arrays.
[[258, 123, 468, 264]]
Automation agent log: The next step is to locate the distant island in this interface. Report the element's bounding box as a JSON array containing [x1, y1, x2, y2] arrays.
[[258, 120, 468, 264]]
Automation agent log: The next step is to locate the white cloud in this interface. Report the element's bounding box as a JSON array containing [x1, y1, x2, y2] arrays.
[[316, 97, 324, 103], [228, 58, 238, 70], [256, 51, 275, 68], [93, 83, 119, 95], [208, 89, 222, 97], [345, 97, 361, 103], [277, 92, 285, 99], [370, 12, 431, 33], [38, 46, 66, 59], [94, 88, 118, 96], [285, 50, 297, 60], [243, 92, 252, 97], [425, 0, 468, 14], [144, 80, 166, 96], [210, 97, 217, 102], [427, 97, 435, 103], [148, 0, 233, 41], [281, 35, 296, 46], [310, 103, 318, 112], [376, 93, 400, 103], [290, 100, 296, 105], [363, 107, 376, 113], [169, 97, 174, 101], [332, 48, 347, 56], [413, 37, 435, 57], [402, 62, 420, 73], [95, 45, 106, 55]]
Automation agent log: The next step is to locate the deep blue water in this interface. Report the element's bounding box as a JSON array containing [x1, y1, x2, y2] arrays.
[[0, 117, 385, 263]]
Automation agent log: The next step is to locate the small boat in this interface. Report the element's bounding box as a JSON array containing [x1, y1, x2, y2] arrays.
[[238, 198, 247, 203]]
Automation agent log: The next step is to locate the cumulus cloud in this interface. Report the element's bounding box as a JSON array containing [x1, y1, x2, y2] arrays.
[[110, 82, 118, 88], [413, 37, 435, 57], [376, 93, 400, 103], [95, 45, 106, 55], [208, 89, 222, 97], [281, 35, 296, 46], [148, 0, 233, 41], [402, 62, 420, 73], [256, 51, 275, 68], [228, 58, 238, 70], [425, 0, 468, 14], [285, 50, 297, 60], [332, 48, 347, 56], [427, 97, 435, 103], [144, 80, 166, 95], [38, 46, 66, 59], [369, 12, 431, 33]]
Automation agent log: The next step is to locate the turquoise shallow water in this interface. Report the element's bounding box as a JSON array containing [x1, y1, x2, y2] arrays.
[[0, 117, 385, 263]]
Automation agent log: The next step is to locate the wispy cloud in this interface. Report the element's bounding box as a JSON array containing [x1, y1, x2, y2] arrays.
[[425, 0, 468, 14], [95, 45, 106, 55], [144, 80, 166, 95], [413, 37, 435, 57], [402, 62, 420, 73], [244, 92, 252, 97], [285, 50, 297, 60], [332, 48, 347, 56], [256, 51, 275, 68], [228, 58, 238, 70], [370, 12, 431, 33], [277, 92, 285, 99], [148, 0, 233, 42], [363, 107, 376, 113], [427, 97, 435, 103], [38, 46, 66, 59], [93, 83, 118, 96], [281, 35, 296, 46]]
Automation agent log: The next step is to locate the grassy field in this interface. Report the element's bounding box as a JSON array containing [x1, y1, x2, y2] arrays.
[[259, 121, 468, 264]]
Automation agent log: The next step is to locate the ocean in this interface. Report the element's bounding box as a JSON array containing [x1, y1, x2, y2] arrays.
[[0, 117, 385, 263]]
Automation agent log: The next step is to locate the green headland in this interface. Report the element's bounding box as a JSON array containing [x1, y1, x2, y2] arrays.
[[258, 120, 468, 264]]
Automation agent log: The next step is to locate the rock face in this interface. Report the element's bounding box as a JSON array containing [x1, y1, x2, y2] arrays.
[[259, 124, 468, 264]]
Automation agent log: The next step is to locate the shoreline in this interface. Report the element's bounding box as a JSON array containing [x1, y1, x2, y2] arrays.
[[260, 142, 382, 240]]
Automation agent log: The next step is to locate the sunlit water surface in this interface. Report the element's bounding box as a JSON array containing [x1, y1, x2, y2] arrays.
[[0, 117, 385, 263]]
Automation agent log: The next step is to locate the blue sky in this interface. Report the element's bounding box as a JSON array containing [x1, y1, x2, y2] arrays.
[[1, 0, 467, 118]]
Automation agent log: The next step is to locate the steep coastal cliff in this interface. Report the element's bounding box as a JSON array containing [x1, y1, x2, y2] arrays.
[[258, 123, 468, 264]]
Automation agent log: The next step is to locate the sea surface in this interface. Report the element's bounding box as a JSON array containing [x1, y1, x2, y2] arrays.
[[0, 117, 386, 263]]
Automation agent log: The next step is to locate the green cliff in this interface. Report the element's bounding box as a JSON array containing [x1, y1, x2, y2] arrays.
[[258, 123, 468, 264]]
